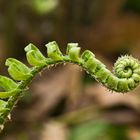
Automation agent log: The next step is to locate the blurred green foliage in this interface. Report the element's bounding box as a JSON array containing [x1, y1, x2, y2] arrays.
[[69, 120, 129, 140], [69, 120, 109, 140], [123, 0, 140, 13], [32, 0, 59, 15]]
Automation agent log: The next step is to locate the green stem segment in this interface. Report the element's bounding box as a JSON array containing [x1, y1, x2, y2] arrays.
[[0, 41, 140, 131]]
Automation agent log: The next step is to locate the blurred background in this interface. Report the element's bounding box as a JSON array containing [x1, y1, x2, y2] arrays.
[[0, 0, 140, 139]]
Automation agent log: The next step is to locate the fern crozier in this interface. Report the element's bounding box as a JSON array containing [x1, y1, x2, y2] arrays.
[[0, 41, 140, 131]]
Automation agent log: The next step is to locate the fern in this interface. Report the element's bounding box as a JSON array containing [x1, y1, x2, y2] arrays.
[[0, 41, 140, 131]]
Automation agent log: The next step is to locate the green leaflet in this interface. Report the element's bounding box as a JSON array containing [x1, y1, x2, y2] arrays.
[[0, 76, 21, 98], [45, 41, 63, 61], [25, 43, 47, 66], [0, 76, 17, 91], [0, 89, 22, 99], [66, 43, 81, 62], [95, 68, 110, 84], [0, 100, 7, 108], [81, 50, 105, 70], [81, 50, 95, 62], [5, 58, 32, 80], [0, 100, 9, 114]]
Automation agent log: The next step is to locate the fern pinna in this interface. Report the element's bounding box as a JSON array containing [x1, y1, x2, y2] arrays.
[[0, 41, 140, 131]]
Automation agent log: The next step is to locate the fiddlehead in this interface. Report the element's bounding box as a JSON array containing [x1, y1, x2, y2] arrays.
[[0, 41, 140, 131]]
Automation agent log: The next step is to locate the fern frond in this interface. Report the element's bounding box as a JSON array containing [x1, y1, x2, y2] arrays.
[[0, 41, 140, 131]]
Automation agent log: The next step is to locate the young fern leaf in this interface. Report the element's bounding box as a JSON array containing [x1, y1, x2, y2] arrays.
[[5, 58, 32, 80], [0, 100, 9, 114], [0, 76, 18, 91], [0, 76, 21, 99], [0, 41, 140, 131], [25, 43, 47, 66], [45, 41, 63, 61], [66, 43, 81, 62], [81, 50, 95, 61]]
